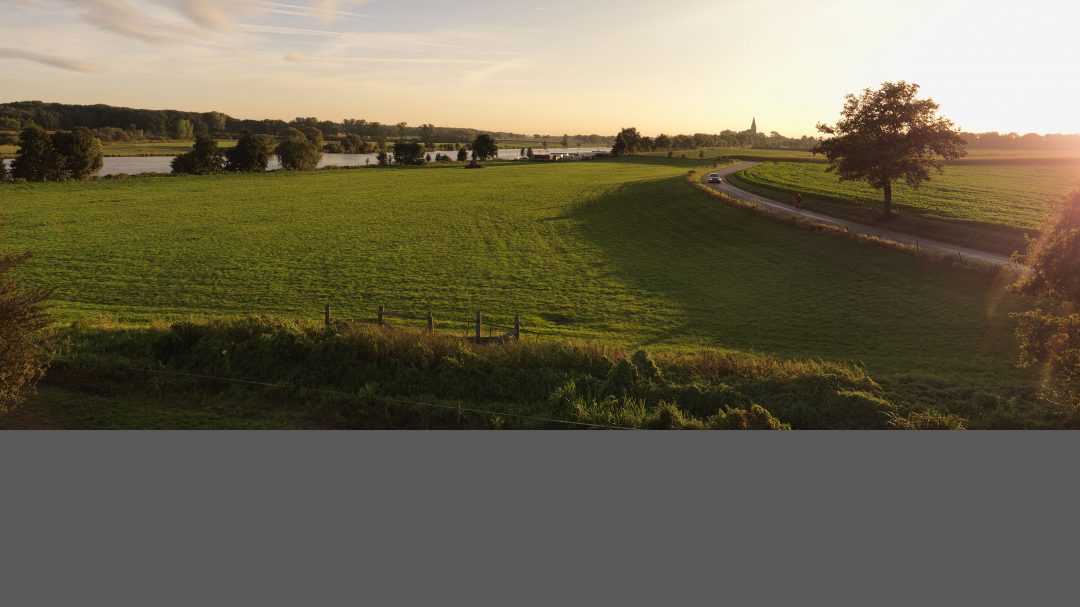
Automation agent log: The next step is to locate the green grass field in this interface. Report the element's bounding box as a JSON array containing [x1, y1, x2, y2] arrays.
[[726, 160, 1080, 255], [1, 157, 1031, 383], [738, 161, 1080, 229]]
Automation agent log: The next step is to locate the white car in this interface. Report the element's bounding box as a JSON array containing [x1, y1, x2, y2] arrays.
[[707, 173, 721, 183]]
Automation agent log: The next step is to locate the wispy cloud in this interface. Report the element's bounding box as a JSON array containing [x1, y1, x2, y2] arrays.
[[255, 1, 368, 23], [54, 0, 192, 45], [283, 51, 484, 65], [173, 0, 236, 31], [240, 23, 343, 37], [460, 57, 531, 85], [0, 46, 104, 73]]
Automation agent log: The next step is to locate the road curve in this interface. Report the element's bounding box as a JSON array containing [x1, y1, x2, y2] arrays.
[[702, 162, 1016, 268]]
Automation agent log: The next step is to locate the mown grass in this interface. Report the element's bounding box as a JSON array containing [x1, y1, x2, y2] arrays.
[[729, 161, 1080, 255], [1, 157, 1033, 385], [739, 161, 1079, 229], [644, 147, 1080, 165]]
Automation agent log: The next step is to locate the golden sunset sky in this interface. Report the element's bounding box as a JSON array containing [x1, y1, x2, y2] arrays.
[[1, 0, 1077, 136]]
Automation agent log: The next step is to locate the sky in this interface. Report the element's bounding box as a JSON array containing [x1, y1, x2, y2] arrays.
[[1, 0, 1078, 137]]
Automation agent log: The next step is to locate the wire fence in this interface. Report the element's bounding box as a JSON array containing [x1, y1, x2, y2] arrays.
[[325, 304, 575, 341]]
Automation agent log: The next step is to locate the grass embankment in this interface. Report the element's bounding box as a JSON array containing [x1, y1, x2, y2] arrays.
[[3, 317, 1062, 430], [729, 161, 1080, 255], [0, 156, 1047, 427]]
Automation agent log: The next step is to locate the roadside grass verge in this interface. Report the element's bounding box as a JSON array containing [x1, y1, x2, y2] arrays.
[[724, 163, 1080, 255]]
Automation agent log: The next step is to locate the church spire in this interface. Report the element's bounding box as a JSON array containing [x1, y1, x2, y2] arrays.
[[750, 117, 757, 135]]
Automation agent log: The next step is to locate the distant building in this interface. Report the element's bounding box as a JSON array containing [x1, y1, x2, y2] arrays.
[[750, 118, 758, 136]]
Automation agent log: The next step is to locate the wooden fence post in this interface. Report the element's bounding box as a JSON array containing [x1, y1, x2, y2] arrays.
[[514, 314, 521, 341], [475, 311, 482, 341], [427, 311, 435, 333], [324, 304, 330, 327], [378, 305, 384, 326]]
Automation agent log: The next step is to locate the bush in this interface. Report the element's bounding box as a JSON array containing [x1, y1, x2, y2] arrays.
[[51, 127, 104, 179], [171, 135, 226, 175], [0, 253, 53, 410], [10, 125, 55, 181], [886, 409, 966, 430], [472, 134, 499, 161], [706, 405, 790, 430], [643, 401, 704, 429], [276, 128, 322, 171], [225, 131, 273, 173], [1011, 191, 1080, 407], [393, 141, 425, 165], [52, 317, 904, 429]]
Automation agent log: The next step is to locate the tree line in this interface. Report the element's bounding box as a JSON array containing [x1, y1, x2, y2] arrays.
[[168, 131, 502, 175], [0, 125, 103, 181], [609, 128, 822, 155], [0, 100, 613, 150]]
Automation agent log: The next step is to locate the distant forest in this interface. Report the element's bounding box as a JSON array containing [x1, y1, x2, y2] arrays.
[[0, 100, 611, 147], [3, 100, 1076, 152]]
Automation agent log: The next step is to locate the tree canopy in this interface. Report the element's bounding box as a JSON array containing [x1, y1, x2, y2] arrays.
[[1012, 190, 1080, 407], [51, 127, 103, 179], [393, 141, 426, 166], [11, 125, 56, 181], [472, 134, 499, 161], [814, 81, 966, 216], [225, 131, 274, 173], [276, 128, 322, 171], [0, 252, 53, 410], [171, 135, 226, 175], [611, 127, 642, 156]]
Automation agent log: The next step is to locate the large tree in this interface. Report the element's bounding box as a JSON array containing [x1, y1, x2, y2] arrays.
[[276, 128, 322, 171], [0, 252, 53, 410], [814, 81, 966, 217], [51, 127, 103, 179], [11, 125, 56, 181], [393, 141, 425, 165], [171, 135, 226, 175], [225, 131, 274, 173], [472, 134, 499, 161], [1011, 190, 1080, 408], [611, 127, 642, 156]]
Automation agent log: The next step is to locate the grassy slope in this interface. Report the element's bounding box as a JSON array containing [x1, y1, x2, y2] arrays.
[[728, 161, 1080, 255], [4, 318, 1054, 430], [1, 157, 1030, 384], [738, 161, 1080, 229]]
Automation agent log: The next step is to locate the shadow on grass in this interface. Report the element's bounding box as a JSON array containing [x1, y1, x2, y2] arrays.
[[560, 172, 1030, 380]]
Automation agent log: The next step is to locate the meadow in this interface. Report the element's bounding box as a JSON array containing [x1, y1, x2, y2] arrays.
[[2, 157, 1031, 383], [737, 161, 1079, 229], [728, 160, 1080, 254]]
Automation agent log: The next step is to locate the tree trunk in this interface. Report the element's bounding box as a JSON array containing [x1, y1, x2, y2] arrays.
[[882, 182, 893, 218]]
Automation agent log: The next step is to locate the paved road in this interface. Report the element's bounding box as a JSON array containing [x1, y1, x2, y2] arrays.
[[702, 162, 1016, 268]]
